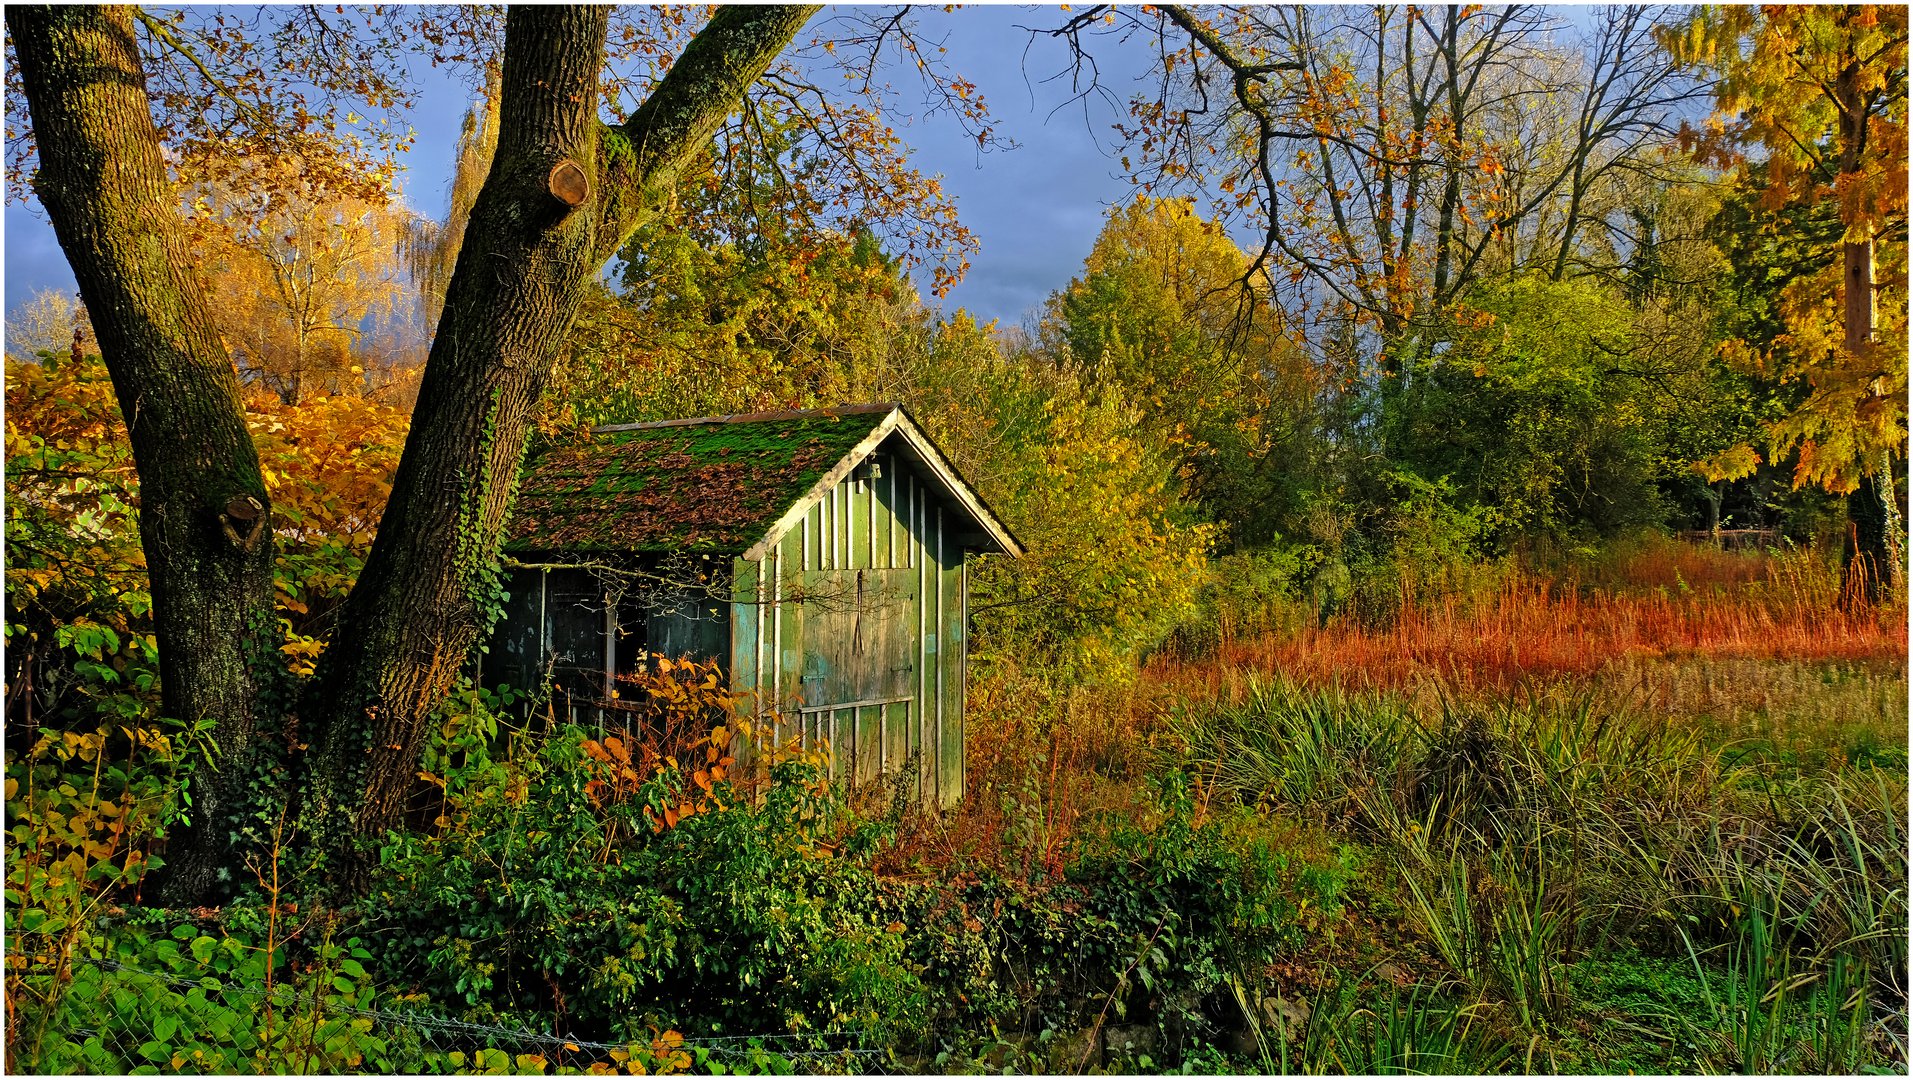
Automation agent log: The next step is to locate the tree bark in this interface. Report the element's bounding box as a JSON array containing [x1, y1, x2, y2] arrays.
[[1835, 36, 1901, 607], [298, 4, 818, 879], [1838, 233, 1899, 607], [1844, 463, 1897, 607], [8, 5, 281, 905]]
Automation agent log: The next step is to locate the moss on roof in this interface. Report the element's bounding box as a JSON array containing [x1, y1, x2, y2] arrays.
[[506, 410, 889, 554]]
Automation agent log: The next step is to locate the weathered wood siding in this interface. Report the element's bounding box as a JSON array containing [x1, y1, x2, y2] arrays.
[[729, 448, 968, 806]]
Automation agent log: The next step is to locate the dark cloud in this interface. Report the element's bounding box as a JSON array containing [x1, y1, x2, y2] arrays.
[[5, 6, 1161, 329]]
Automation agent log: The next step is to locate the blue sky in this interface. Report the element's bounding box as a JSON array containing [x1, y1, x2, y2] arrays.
[[3, 6, 1163, 331]]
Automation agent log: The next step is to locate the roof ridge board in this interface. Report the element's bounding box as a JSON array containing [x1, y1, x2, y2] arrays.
[[883, 413, 1023, 557], [739, 410, 904, 562], [593, 401, 901, 434], [737, 407, 1023, 561]]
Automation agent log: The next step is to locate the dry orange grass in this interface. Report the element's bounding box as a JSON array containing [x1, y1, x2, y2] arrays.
[[1179, 584, 1901, 694], [895, 537, 1907, 877], [1155, 537, 1906, 700]]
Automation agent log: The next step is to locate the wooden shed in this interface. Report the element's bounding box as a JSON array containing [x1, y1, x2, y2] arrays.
[[485, 402, 1020, 806]]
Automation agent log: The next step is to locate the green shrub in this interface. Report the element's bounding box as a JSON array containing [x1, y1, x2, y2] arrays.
[[365, 726, 925, 1047], [1065, 773, 1350, 1041], [8, 921, 396, 1074]]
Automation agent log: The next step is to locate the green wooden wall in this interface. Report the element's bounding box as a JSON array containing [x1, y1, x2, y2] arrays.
[[729, 447, 969, 806]]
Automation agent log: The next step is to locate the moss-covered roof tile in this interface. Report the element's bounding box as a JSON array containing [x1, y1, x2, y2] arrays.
[[506, 408, 890, 554]]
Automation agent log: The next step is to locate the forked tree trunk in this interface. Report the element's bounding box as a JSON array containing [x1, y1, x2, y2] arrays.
[[12, 1, 817, 902], [297, 4, 818, 881], [7, 5, 281, 905]]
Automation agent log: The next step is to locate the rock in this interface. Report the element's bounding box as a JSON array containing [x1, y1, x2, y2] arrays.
[[1261, 994, 1311, 1040], [979, 1032, 1034, 1071], [1046, 1026, 1102, 1072], [1103, 1024, 1159, 1062]]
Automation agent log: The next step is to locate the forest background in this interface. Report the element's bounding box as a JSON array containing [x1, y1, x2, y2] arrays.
[[4, 3, 1908, 1075]]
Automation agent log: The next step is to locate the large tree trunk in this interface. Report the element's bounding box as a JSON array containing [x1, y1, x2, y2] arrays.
[[1844, 460, 1898, 607], [1839, 233, 1899, 607], [8, 5, 281, 905], [298, 4, 818, 880]]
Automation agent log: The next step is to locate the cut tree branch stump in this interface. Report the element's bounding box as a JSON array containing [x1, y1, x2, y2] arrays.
[[546, 159, 589, 209]]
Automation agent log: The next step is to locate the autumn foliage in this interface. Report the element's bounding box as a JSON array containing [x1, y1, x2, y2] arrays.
[[5, 351, 411, 711]]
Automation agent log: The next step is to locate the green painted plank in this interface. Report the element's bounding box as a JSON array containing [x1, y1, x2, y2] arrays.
[[850, 476, 869, 570], [940, 533, 965, 808], [874, 458, 893, 569]]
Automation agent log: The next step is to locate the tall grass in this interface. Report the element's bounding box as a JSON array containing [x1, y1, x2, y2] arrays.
[[1165, 677, 1909, 1069], [1154, 533, 1905, 700], [1176, 575, 1901, 693]]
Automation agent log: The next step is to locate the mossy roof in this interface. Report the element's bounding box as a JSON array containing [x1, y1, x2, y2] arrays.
[[506, 407, 892, 554]]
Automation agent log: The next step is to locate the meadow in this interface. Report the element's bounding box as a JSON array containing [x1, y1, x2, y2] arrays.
[[912, 533, 1909, 1072], [7, 3, 1907, 1071]]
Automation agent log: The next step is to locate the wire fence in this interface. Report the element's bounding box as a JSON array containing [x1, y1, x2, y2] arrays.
[[7, 949, 899, 1075]]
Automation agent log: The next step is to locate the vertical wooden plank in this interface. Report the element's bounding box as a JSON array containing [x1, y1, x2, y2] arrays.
[[603, 581, 617, 723], [820, 486, 829, 571], [727, 557, 756, 780], [888, 701, 906, 785], [849, 704, 865, 784], [917, 477, 933, 804], [528, 569, 547, 725], [958, 555, 969, 805], [784, 528, 808, 747], [851, 476, 869, 571], [833, 706, 845, 780], [820, 488, 831, 571], [940, 518, 965, 808], [804, 502, 817, 571], [876, 457, 891, 569], [930, 503, 943, 802], [768, 543, 782, 749], [900, 469, 911, 570], [759, 553, 774, 747], [858, 698, 881, 786], [886, 700, 905, 787]]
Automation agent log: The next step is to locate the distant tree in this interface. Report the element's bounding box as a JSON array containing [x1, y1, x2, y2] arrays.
[[1041, 196, 1320, 547], [400, 64, 501, 333], [1052, 5, 1701, 359], [1665, 4, 1908, 604], [4, 287, 94, 364], [885, 313, 1216, 674], [1389, 274, 1725, 539], [186, 157, 412, 405]]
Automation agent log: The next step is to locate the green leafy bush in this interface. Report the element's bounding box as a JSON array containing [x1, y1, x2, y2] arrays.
[[366, 725, 925, 1046], [8, 917, 399, 1075]]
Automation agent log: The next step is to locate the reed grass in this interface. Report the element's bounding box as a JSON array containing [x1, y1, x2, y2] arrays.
[[1165, 675, 1908, 1070]]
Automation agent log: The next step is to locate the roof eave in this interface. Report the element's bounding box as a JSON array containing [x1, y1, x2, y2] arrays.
[[886, 409, 1023, 557]]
